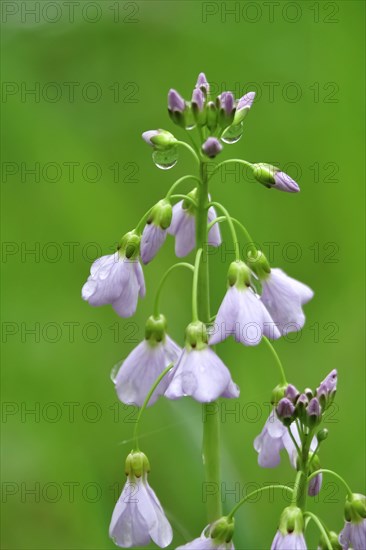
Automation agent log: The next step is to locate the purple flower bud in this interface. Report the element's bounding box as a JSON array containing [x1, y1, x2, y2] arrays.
[[286, 384, 300, 402], [196, 72, 209, 94], [317, 369, 338, 397], [277, 398, 295, 421], [142, 130, 159, 146], [308, 473, 323, 497], [168, 89, 185, 112], [192, 88, 204, 111], [219, 91, 235, 115], [237, 91, 256, 111], [273, 171, 300, 193], [202, 137, 223, 158], [307, 397, 321, 418]]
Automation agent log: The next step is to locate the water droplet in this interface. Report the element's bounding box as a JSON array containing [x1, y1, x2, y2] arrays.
[[153, 146, 178, 170], [110, 361, 122, 383], [221, 122, 243, 144]]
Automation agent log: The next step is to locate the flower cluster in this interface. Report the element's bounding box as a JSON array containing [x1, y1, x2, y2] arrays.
[[81, 72, 364, 550]]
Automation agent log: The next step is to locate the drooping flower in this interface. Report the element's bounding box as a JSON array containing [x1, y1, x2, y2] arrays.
[[168, 192, 221, 257], [165, 321, 239, 403], [339, 494, 366, 550], [82, 232, 145, 318], [141, 199, 172, 264], [252, 163, 300, 193], [113, 315, 181, 407], [259, 268, 314, 335], [110, 451, 172, 548], [177, 517, 235, 550], [210, 261, 280, 346], [271, 507, 307, 550]]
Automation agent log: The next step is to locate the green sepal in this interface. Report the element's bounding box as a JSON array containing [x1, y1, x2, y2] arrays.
[[246, 250, 271, 280], [227, 260, 251, 289], [144, 314, 167, 344], [150, 129, 177, 150], [119, 231, 141, 260], [271, 383, 288, 406], [185, 321, 208, 350], [210, 516, 235, 544], [318, 531, 342, 550], [253, 163, 278, 186], [279, 506, 304, 535], [206, 101, 218, 133], [125, 451, 150, 478], [148, 199, 173, 230]]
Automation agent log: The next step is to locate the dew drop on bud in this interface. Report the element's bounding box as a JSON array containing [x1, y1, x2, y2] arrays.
[[152, 147, 178, 170], [221, 122, 243, 144]]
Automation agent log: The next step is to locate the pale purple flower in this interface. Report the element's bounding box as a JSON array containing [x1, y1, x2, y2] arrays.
[[168, 89, 185, 112], [168, 201, 221, 257], [308, 473, 323, 497], [271, 531, 307, 550], [165, 346, 239, 403], [202, 137, 223, 158], [260, 268, 314, 335], [196, 72, 210, 94], [82, 252, 145, 318], [192, 88, 204, 111], [141, 224, 167, 264], [210, 286, 280, 346], [113, 335, 181, 407], [339, 519, 366, 550], [109, 473, 172, 548], [254, 410, 318, 469], [218, 91, 235, 115], [273, 171, 300, 192]]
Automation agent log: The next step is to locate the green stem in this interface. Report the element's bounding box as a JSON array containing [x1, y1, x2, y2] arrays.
[[208, 215, 258, 258], [135, 206, 154, 233], [166, 175, 200, 199], [169, 194, 197, 207], [209, 201, 240, 260], [207, 158, 254, 182], [192, 249, 203, 321], [308, 469, 353, 499], [154, 263, 194, 317], [133, 364, 174, 450], [176, 140, 201, 165], [197, 160, 222, 523], [227, 485, 294, 520], [262, 337, 287, 384], [304, 512, 333, 550]]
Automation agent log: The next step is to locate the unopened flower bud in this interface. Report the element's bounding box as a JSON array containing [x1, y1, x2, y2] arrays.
[[202, 137, 223, 158], [142, 129, 177, 150], [168, 89, 187, 127], [253, 163, 300, 192], [306, 397, 322, 427], [271, 383, 288, 406], [196, 72, 210, 95], [125, 451, 150, 478], [206, 101, 218, 133], [217, 91, 235, 127], [144, 314, 167, 343], [295, 393, 309, 422], [185, 321, 208, 350], [317, 428, 329, 442], [304, 387, 314, 399], [191, 88, 206, 126], [276, 398, 295, 426], [227, 260, 251, 289], [233, 91, 256, 125], [119, 231, 141, 259], [286, 384, 300, 403], [316, 369, 337, 409]]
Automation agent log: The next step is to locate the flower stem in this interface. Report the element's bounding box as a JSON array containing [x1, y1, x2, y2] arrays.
[[197, 160, 222, 523], [133, 364, 174, 451], [166, 175, 201, 199], [154, 263, 194, 317], [207, 158, 254, 182], [192, 249, 203, 322], [169, 194, 197, 207], [176, 140, 201, 165], [262, 337, 287, 385], [304, 512, 333, 550], [208, 201, 240, 260], [307, 469, 353, 499], [227, 485, 294, 520]]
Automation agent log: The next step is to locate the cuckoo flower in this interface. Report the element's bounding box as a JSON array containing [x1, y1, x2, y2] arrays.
[[258, 268, 314, 335], [110, 452, 172, 548], [253, 163, 300, 193], [210, 261, 280, 346], [113, 315, 181, 407], [177, 517, 235, 550], [141, 200, 172, 264], [232, 91, 256, 125], [168, 192, 221, 257], [339, 494, 366, 550], [271, 507, 307, 550], [165, 321, 239, 403], [82, 232, 145, 318], [202, 137, 223, 158]]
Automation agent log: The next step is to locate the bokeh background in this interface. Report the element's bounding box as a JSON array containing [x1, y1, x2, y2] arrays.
[[1, 1, 365, 548]]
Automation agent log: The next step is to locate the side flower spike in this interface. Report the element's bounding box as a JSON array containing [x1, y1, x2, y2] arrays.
[[168, 190, 221, 257], [109, 451, 173, 548], [249, 253, 314, 335], [271, 507, 307, 550], [339, 494, 366, 550], [210, 260, 280, 346], [141, 199, 172, 264], [177, 516, 235, 550], [81, 231, 145, 318], [113, 315, 181, 407], [165, 321, 239, 403]]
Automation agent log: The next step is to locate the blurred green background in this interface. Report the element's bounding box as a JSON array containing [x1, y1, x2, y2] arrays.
[[1, 1, 365, 548]]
